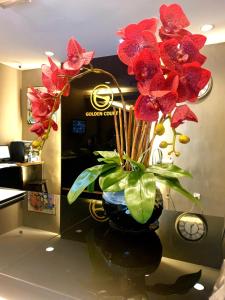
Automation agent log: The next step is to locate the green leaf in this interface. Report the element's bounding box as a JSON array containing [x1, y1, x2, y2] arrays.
[[146, 164, 192, 178], [94, 151, 119, 159], [123, 155, 145, 172], [87, 181, 95, 192], [67, 163, 117, 204], [97, 157, 121, 165], [124, 172, 156, 224], [99, 167, 128, 192], [94, 151, 121, 165], [155, 175, 198, 204]]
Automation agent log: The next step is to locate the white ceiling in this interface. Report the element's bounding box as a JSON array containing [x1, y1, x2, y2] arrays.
[[0, 0, 225, 70]]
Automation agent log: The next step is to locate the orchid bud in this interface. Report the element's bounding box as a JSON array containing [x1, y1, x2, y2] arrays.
[[159, 141, 168, 149], [179, 135, 190, 144], [155, 123, 165, 136], [175, 151, 181, 157], [32, 140, 42, 148]]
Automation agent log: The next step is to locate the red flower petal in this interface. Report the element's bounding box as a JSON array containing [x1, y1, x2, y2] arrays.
[[30, 123, 45, 136], [178, 63, 211, 102], [83, 51, 95, 65], [134, 95, 159, 122], [132, 48, 160, 81], [157, 91, 177, 115], [160, 4, 190, 32], [190, 34, 207, 49], [117, 31, 158, 67], [67, 38, 83, 59], [117, 18, 157, 39], [159, 27, 191, 41], [171, 105, 198, 128], [138, 73, 166, 95], [117, 39, 140, 66]]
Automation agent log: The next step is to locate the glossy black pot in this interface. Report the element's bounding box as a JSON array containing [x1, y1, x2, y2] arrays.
[[102, 189, 163, 233]]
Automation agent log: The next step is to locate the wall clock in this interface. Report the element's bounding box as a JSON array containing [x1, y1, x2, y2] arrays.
[[197, 77, 213, 101], [175, 212, 208, 241]]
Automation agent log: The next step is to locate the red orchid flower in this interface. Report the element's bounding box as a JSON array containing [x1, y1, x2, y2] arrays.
[[135, 73, 178, 121], [131, 48, 161, 81], [134, 95, 160, 122], [30, 119, 58, 137], [134, 90, 178, 122], [117, 30, 159, 68], [159, 3, 190, 41], [30, 123, 45, 136], [28, 87, 60, 122], [63, 37, 94, 75], [42, 57, 70, 97], [117, 18, 157, 39], [42, 119, 58, 131], [171, 105, 198, 128], [160, 35, 207, 71], [137, 72, 178, 115], [177, 63, 211, 102]]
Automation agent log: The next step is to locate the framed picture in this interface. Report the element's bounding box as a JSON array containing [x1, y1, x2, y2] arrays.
[[27, 191, 58, 215]]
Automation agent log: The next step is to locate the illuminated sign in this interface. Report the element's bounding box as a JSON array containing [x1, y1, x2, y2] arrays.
[[90, 84, 113, 111]]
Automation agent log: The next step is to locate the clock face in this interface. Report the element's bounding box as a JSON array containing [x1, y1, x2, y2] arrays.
[[175, 213, 207, 241], [197, 77, 213, 101]]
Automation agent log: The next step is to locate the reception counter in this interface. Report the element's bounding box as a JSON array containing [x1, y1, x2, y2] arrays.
[[0, 190, 224, 299]]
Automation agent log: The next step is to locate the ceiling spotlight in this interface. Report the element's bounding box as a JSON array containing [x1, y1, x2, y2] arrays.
[[201, 24, 214, 32], [46, 246, 54, 252], [45, 51, 54, 57], [105, 81, 111, 84], [194, 283, 204, 291]]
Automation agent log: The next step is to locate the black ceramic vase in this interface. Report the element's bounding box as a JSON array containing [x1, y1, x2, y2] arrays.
[[102, 189, 163, 233]]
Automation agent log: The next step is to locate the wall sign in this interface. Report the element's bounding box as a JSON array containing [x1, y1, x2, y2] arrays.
[[90, 84, 113, 111]]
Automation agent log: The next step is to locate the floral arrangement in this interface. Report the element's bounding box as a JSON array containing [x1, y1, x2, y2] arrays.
[[28, 3, 211, 224]]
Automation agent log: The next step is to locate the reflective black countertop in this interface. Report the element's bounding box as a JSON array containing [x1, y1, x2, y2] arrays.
[[0, 191, 224, 299]]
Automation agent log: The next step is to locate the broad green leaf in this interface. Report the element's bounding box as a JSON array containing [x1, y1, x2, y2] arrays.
[[124, 172, 156, 224], [67, 163, 116, 204], [87, 181, 95, 192], [146, 164, 192, 178], [99, 167, 128, 192], [94, 151, 119, 159], [97, 157, 121, 165], [155, 175, 198, 204]]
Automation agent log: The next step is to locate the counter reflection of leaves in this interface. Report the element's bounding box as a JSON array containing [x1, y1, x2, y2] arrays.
[[147, 270, 202, 295]]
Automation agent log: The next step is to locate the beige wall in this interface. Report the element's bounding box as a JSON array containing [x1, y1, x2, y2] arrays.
[[158, 42, 225, 217], [21, 69, 61, 195], [0, 64, 22, 144]]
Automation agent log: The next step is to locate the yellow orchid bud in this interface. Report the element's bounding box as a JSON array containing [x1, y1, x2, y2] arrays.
[[179, 135, 190, 144], [32, 140, 42, 148], [41, 134, 48, 140], [175, 151, 181, 157], [155, 123, 165, 136], [159, 141, 168, 149]]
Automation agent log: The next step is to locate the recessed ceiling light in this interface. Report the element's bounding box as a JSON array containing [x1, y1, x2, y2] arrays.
[[46, 246, 54, 252], [105, 81, 111, 84], [194, 283, 204, 291], [45, 51, 54, 57], [201, 24, 214, 32]]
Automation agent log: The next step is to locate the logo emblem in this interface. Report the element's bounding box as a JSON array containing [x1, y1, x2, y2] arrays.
[[90, 84, 113, 111]]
